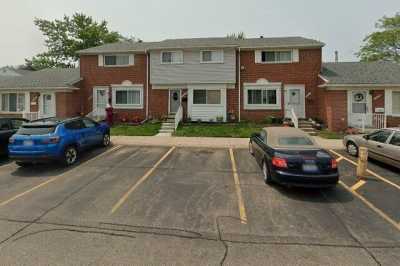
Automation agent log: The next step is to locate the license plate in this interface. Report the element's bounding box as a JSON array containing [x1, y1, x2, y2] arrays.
[[302, 164, 318, 172], [23, 140, 34, 146]]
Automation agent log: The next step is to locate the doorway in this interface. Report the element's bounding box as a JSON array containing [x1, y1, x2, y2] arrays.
[[169, 89, 181, 113], [284, 85, 305, 118]]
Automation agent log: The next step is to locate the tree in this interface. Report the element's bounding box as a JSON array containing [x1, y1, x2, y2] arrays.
[[227, 32, 246, 40], [357, 12, 400, 63], [26, 13, 126, 70]]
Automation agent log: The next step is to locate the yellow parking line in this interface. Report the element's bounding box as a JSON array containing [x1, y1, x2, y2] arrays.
[[336, 156, 344, 162], [350, 180, 366, 191], [329, 149, 400, 191], [0, 145, 122, 208], [110, 146, 176, 214], [339, 181, 400, 231], [229, 148, 248, 224]]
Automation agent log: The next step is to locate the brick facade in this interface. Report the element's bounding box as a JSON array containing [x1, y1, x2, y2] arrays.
[[55, 91, 82, 118], [320, 90, 348, 132]]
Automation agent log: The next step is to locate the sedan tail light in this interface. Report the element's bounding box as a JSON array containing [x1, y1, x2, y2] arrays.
[[42, 136, 60, 144], [331, 159, 338, 169], [272, 157, 288, 168]]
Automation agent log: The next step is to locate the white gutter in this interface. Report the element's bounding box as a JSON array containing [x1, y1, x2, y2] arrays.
[[238, 47, 241, 122], [319, 83, 400, 88], [146, 49, 149, 119]]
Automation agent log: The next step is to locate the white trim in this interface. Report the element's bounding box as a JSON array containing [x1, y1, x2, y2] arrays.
[[111, 85, 144, 109], [160, 50, 184, 64], [386, 89, 400, 117], [146, 51, 149, 119], [0, 91, 29, 113], [318, 74, 330, 83], [200, 49, 224, 64], [321, 84, 400, 88], [0, 87, 78, 91], [168, 89, 182, 113], [103, 54, 133, 67], [243, 83, 282, 110]]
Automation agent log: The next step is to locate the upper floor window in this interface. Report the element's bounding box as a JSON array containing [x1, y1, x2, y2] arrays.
[[161, 51, 183, 64], [103, 54, 132, 66], [1, 93, 26, 112], [261, 51, 292, 63], [200, 50, 224, 63]]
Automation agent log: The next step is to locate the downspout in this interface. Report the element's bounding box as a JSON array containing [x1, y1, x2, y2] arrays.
[[238, 47, 241, 122], [146, 49, 149, 119]]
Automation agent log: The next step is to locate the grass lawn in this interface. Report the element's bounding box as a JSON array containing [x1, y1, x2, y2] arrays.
[[174, 122, 270, 138], [317, 129, 344, 139], [111, 122, 161, 136]]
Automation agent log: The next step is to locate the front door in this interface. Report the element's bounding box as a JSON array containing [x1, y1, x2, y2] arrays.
[[169, 89, 181, 113], [348, 90, 372, 128], [93, 87, 108, 117], [284, 85, 305, 118], [40, 93, 55, 118]]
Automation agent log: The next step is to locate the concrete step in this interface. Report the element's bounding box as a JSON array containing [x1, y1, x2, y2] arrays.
[[299, 122, 313, 126], [166, 118, 175, 123], [301, 128, 316, 133], [159, 129, 174, 133], [308, 132, 318, 136]]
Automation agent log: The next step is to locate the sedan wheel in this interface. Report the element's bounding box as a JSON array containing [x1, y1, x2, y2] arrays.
[[102, 133, 111, 147], [64, 146, 78, 166], [346, 142, 359, 157], [263, 161, 272, 185]]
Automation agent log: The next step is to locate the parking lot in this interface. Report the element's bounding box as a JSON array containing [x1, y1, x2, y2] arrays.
[[0, 145, 399, 265]]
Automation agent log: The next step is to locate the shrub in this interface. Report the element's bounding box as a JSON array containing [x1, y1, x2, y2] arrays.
[[216, 116, 224, 122]]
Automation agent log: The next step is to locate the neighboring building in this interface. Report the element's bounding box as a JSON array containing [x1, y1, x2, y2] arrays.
[[0, 68, 81, 119], [1, 37, 399, 132]]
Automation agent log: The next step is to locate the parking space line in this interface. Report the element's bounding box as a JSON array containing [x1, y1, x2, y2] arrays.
[[0, 145, 122, 208], [350, 180, 366, 191], [110, 146, 176, 214], [336, 156, 344, 162], [330, 149, 400, 191], [229, 148, 248, 225], [339, 181, 400, 231]]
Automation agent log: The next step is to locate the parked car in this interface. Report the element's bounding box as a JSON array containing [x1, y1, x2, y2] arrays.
[[343, 128, 400, 168], [8, 117, 110, 167], [0, 118, 28, 157], [249, 127, 339, 187]]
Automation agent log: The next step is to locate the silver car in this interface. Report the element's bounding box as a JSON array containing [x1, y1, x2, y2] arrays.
[[343, 128, 400, 168]]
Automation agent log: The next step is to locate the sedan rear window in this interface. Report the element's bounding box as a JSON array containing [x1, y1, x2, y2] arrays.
[[279, 137, 313, 146], [17, 126, 56, 135]]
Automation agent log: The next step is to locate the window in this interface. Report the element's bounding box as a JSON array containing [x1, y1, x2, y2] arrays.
[[112, 86, 143, 109], [261, 51, 292, 63], [1, 93, 25, 112], [104, 55, 131, 66], [369, 130, 392, 143], [392, 91, 400, 115], [0, 120, 10, 131], [11, 119, 25, 129], [248, 89, 277, 105], [82, 118, 97, 128], [193, 90, 221, 104], [200, 50, 224, 63], [161, 51, 183, 64], [65, 120, 85, 130], [390, 132, 400, 146], [279, 136, 314, 146], [260, 130, 267, 143], [17, 125, 56, 135]]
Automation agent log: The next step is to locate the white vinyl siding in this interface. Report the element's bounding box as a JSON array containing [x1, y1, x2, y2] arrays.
[[255, 49, 299, 64], [0, 93, 26, 112], [188, 86, 226, 122], [385, 89, 400, 116], [99, 54, 134, 67], [161, 51, 183, 64], [200, 50, 224, 63], [244, 85, 281, 110], [392, 91, 400, 115], [112, 85, 143, 109]]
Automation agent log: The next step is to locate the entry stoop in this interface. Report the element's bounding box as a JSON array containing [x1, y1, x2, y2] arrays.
[[157, 114, 176, 136], [298, 119, 317, 136]]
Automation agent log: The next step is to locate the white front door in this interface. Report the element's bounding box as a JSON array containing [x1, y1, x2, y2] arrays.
[[348, 90, 372, 128], [39, 93, 55, 118], [93, 87, 108, 116], [169, 89, 181, 113], [284, 85, 305, 118]]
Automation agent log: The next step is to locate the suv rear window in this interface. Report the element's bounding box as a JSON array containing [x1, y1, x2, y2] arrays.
[[17, 125, 56, 135], [279, 137, 313, 146]]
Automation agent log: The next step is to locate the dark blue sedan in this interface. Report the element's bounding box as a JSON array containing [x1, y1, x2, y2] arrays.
[[8, 117, 110, 167]]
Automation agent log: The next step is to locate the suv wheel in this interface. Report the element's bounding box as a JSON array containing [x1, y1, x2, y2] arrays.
[[64, 146, 78, 166], [102, 133, 110, 147], [346, 142, 359, 157]]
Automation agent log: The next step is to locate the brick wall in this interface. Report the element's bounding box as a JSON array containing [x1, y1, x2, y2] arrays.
[[323, 90, 347, 132], [149, 88, 169, 120], [56, 91, 82, 118], [234, 49, 322, 121], [80, 54, 148, 122], [387, 116, 400, 127]]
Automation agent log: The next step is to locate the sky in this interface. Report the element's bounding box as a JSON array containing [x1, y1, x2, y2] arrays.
[[0, 0, 398, 66]]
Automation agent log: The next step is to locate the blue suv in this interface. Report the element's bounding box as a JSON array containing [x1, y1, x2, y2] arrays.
[[8, 117, 110, 167]]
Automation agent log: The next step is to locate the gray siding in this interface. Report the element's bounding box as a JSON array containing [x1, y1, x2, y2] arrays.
[[150, 48, 236, 84]]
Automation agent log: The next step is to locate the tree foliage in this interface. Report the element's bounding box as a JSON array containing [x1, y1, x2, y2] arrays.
[[227, 32, 246, 40], [26, 13, 125, 70], [357, 12, 400, 63]]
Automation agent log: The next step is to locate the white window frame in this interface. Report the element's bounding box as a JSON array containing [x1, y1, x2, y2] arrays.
[[112, 85, 143, 109], [243, 84, 282, 110], [0, 92, 28, 113], [386, 89, 400, 117], [160, 51, 184, 64], [200, 50, 224, 64], [102, 54, 134, 67], [255, 49, 299, 64], [192, 89, 222, 105]]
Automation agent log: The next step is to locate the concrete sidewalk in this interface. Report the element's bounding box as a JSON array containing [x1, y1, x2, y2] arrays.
[[111, 135, 344, 150]]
